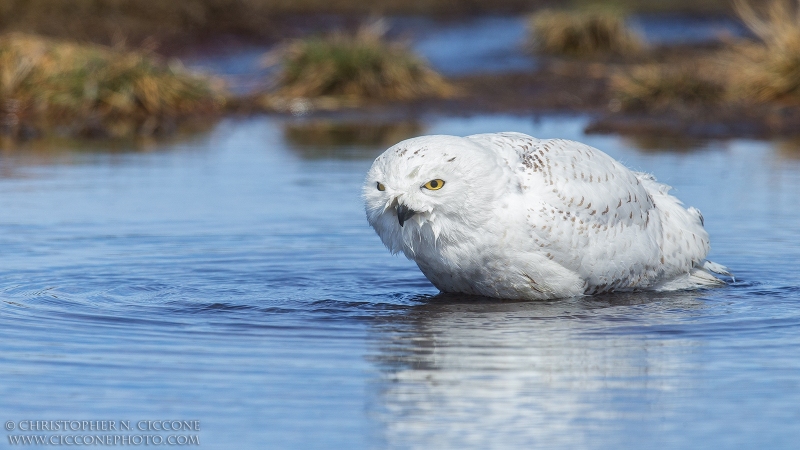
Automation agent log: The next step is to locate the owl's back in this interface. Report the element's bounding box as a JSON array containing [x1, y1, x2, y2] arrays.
[[465, 132, 724, 295]]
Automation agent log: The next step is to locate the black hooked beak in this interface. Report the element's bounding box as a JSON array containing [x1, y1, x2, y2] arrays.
[[395, 203, 418, 227]]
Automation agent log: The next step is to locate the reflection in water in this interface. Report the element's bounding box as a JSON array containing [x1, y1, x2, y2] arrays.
[[282, 119, 423, 159], [0, 128, 214, 172], [775, 139, 800, 160], [620, 134, 713, 153], [369, 291, 713, 448], [0, 135, 141, 156]]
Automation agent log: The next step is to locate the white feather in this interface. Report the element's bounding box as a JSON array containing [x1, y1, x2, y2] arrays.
[[363, 132, 729, 300]]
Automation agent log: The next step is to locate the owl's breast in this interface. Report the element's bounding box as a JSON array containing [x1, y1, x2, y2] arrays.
[[409, 230, 584, 300]]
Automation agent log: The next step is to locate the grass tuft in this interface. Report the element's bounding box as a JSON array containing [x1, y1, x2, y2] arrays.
[[527, 9, 644, 57], [610, 63, 725, 111], [609, 0, 800, 109], [0, 33, 226, 138], [725, 0, 800, 102], [268, 23, 453, 102]]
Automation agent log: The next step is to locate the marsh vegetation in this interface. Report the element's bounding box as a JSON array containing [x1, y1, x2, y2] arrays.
[[610, 63, 726, 111], [265, 23, 453, 105], [528, 9, 644, 56], [0, 34, 225, 139], [0, 0, 799, 140], [725, 0, 800, 102], [607, 0, 800, 113]]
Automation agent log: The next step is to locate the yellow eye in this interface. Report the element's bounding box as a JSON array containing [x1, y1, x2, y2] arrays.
[[423, 179, 445, 190], [377, 182, 386, 191]]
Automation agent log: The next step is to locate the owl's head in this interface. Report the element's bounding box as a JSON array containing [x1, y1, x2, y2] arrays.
[[363, 135, 509, 257]]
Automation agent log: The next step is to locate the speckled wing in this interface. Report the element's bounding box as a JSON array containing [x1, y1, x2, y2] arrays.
[[466, 132, 710, 293]]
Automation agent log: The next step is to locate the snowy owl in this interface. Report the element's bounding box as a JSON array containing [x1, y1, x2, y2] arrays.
[[363, 132, 730, 300]]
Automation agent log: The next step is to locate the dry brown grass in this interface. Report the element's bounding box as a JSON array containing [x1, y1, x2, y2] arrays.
[[609, 0, 800, 110], [610, 63, 725, 111], [268, 23, 453, 103], [528, 9, 644, 57], [725, 0, 800, 102], [0, 33, 226, 139]]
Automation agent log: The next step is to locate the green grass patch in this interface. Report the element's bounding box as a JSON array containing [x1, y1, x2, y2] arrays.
[[0, 33, 226, 139], [268, 24, 453, 102]]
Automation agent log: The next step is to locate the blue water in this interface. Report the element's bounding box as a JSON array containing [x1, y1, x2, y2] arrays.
[[407, 15, 746, 75], [398, 16, 537, 75], [630, 15, 748, 44], [2, 115, 800, 448]]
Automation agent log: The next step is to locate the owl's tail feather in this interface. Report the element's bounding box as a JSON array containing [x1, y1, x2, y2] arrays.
[[656, 260, 733, 291], [702, 260, 733, 279], [688, 260, 734, 287]]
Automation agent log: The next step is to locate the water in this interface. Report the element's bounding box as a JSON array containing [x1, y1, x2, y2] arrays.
[[398, 16, 537, 76], [406, 15, 747, 75], [630, 15, 748, 44], [2, 114, 800, 449]]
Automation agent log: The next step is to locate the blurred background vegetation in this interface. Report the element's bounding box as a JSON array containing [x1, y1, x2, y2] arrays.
[[0, 0, 799, 140], [0, 0, 735, 49], [266, 22, 453, 103], [0, 34, 225, 138]]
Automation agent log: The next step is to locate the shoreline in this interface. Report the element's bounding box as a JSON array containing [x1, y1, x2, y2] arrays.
[[242, 58, 800, 141]]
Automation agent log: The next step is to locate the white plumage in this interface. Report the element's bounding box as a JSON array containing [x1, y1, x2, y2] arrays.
[[363, 132, 729, 300]]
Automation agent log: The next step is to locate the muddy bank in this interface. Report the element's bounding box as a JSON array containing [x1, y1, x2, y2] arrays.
[[585, 104, 800, 139], [455, 52, 800, 139], [241, 75, 800, 141]]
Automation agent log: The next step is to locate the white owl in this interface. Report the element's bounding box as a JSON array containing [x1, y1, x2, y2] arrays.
[[363, 132, 730, 300]]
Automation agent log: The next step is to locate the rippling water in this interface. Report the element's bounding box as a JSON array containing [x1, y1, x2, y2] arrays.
[[2, 115, 800, 448]]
